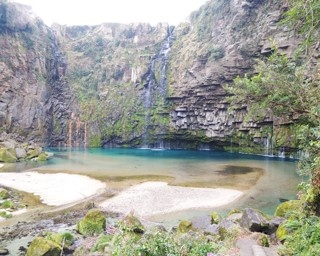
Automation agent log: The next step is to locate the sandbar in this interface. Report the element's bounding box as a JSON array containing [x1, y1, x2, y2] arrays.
[[0, 172, 106, 206], [100, 181, 243, 217]]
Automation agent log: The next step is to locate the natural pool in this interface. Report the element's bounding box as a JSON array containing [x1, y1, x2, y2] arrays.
[[2, 148, 301, 222]]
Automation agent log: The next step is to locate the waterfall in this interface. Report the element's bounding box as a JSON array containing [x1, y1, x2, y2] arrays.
[[142, 25, 175, 148]]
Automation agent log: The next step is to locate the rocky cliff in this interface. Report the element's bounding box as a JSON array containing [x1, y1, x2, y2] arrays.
[[0, 1, 78, 147], [0, 0, 306, 155], [167, 0, 302, 154]]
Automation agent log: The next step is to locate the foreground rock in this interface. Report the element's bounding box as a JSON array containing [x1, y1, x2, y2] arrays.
[[26, 237, 62, 256], [0, 133, 48, 163], [1, 206, 286, 256], [77, 209, 106, 236]]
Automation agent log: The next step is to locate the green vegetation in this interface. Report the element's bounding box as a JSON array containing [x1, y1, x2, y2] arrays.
[[282, 0, 320, 55], [278, 215, 320, 256], [0, 211, 12, 218], [226, 1, 320, 254], [111, 229, 220, 256]]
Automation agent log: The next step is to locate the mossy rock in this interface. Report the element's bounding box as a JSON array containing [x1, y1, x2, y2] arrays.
[[276, 221, 289, 242], [0, 188, 10, 200], [0, 211, 12, 218], [36, 152, 48, 161], [0, 148, 17, 163], [119, 212, 145, 234], [45, 232, 75, 248], [274, 200, 301, 218], [27, 149, 40, 159], [211, 211, 222, 224], [77, 209, 106, 236], [227, 208, 242, 216], [0, 200, 14, 209], [178, 220, 193, 233], [26, 237, 62, 256]]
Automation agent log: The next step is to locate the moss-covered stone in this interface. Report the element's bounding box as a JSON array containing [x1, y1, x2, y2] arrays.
[[227, 208, 242, 216], [0, 211, 12, 218], [26, 149, 39, 159], [0, 148, 17, 163], [44, 232, 75, 249], [0, 188, 10, 200], [119, 212, 145, 234], [26, 237, 62, 256], [276, 221, 289, 242], [0, 200, 14, 209], [36, 152, 48, 161], [77, 209, 106, 236], [178, 220, 193, 233], [211, 211, 222, 224], [274, 200, 301, 218]]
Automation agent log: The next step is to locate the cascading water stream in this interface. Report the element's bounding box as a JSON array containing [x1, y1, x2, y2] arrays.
[[142, 26, 175, 148]]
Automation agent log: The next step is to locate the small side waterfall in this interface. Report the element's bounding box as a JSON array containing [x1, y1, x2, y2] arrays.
[[66, 112, 87, 148], [142, 25, 175, 148], [264, 136, 273, 156]]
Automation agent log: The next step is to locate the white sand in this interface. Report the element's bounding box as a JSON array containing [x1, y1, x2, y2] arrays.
[[100, 182, 243, 217], [0, 172, 106, 206]]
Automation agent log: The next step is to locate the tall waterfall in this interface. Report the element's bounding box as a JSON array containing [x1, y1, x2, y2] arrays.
[[142, 26, 175, 148]]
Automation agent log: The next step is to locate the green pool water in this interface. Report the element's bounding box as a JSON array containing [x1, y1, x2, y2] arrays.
[[2, 148, 301, 221]]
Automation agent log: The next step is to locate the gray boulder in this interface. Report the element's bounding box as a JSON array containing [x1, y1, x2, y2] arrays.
[[15, 148, 27, 159], [240, 208, 269, 233]]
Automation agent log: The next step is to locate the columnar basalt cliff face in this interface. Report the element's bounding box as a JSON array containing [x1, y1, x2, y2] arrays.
[[0, 0, 307, 153], [167, 0, 302, 153], [0, 2, 78, 146]]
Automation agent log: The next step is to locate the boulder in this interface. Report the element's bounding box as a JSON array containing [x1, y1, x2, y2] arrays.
[[0, 141, 15, 149], [15, 147, 27, 159], [77, 209, 106, 236], [276, 221, 289, 242], [0, 148, 17, 163], [267, 216, 285, 234], [211, 211, 222, 224], [44, 232, 75, 249], [178, 220, 193, 233], [227, 212, 243, 222], [26, 237, 62, 256], [274, 200, 301, 218], [119, 212, 145, 234], [27, 149, 40, 159], [0, 188, 10, 200], [240, 208, 269, 233], [36, 152, 48, 161]]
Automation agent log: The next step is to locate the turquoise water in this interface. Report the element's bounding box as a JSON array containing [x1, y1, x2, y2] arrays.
[[3, 148, 301, 219]]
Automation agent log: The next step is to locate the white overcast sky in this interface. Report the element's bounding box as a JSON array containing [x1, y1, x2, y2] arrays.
[[13, 0, 208, 26]]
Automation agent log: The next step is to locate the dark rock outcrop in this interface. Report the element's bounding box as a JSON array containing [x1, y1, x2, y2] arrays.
[[0, 1, 81, 147]]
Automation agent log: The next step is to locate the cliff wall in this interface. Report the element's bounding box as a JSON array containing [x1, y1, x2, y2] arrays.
[[0, 0, 307, 154]]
